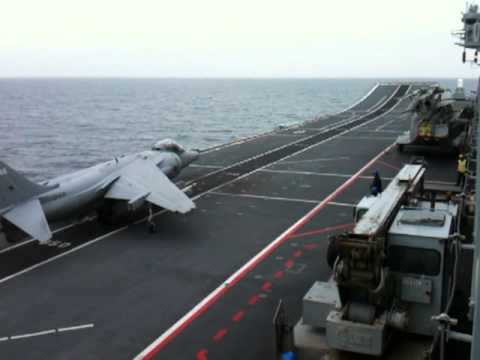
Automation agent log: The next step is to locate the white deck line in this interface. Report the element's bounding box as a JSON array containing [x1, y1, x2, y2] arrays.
[[57, 324, 95, 332], [210, 192, 320, 205], [341, 83, 380, 113], [10, 330, 56, 340], [188, 164, 223, 169], [328, 201, 356, 207], [340, 136, 396, 141], [259, 168, 394, 181]]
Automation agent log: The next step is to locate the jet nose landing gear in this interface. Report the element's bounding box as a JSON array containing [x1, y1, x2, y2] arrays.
[[147, 205, 157, 234]]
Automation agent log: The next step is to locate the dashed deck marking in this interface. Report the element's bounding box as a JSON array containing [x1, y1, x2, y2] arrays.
[[328, 201, 356, 208], [210, 192, 319, 205], [57, 324, 95, 332], [259, 169, 393, 181], [280, 156, 350, 164], [231, 310, 246, 322], [212, 328, 228, 342], [10, 330, 56, 340], [248, 295, 260, 305], [261, 281, 272, 292], [189, 164, 223, 169], [341, 136, 396, 141], [0, 323, 95, 342], [196, 349, 208, 360]]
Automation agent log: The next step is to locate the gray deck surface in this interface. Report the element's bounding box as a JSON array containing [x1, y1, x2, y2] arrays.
[[0, 82, 458, 360]]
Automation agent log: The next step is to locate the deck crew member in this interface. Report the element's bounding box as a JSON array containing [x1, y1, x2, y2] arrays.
[[457, 154, 467, 187], [370, 170, 383, 196]]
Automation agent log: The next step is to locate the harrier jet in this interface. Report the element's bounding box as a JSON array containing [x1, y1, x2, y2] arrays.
[[0, 139, 199, 243]]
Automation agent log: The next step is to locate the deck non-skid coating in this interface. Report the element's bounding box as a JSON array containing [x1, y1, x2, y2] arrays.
[[0, 83, 430, 360]]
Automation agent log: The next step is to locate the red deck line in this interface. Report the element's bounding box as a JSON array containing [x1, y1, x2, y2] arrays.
[[289, 223, 353, 239], [213, 328, 228, 342], [196, 349, 208, 360], [284, 259, 295, 269], [248, 294, 260, 305], [232, 310, 246, 322], [273, 270, 284, 279], [135, 143, 394, 360], [261, 281, 272, 292]]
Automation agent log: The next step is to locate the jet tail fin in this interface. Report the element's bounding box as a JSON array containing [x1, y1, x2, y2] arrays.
[[0, 161, 49, 211], [0, 161, 53, 242]]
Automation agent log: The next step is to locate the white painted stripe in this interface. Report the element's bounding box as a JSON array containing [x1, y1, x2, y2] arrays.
[[340, 136, 396, 141], [361, 129, 404, 134], [188, 164, 223, 169], [0, 323, 95, 342], [57, 323, 95, 332], [280, 156, 350, 165], [210, 192, 320, 205], [10, 329, 56, 340], [342, 83, 380, 112], [328, 201, 356, 207], [259, 169, 394, 181]]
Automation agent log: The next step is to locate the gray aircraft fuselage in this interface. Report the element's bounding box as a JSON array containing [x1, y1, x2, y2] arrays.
[[37, 149, 197, 221]]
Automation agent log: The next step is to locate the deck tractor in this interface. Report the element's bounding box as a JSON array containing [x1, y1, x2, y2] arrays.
[[294, 164, 462, 358]]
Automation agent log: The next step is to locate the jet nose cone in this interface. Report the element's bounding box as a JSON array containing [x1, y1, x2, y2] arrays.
[[181, 150, 200, 166]]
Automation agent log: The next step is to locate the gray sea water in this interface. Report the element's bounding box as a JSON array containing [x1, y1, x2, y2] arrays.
[[0, 78, 476, 182]]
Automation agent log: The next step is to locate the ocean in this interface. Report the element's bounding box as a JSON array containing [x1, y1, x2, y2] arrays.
[[0, 78, 476, 182]]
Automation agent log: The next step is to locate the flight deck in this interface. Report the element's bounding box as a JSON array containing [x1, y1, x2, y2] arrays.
[[0, 82, 460, 360]]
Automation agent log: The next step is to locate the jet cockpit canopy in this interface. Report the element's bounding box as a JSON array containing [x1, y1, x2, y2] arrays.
[[152, 139, 185, 154]]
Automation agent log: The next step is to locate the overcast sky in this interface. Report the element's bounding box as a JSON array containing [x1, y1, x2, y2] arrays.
[[0, 0, 476, 78]]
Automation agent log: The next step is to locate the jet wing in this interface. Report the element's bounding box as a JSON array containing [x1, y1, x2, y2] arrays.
[[2, 198, 52, 243], [104, 158, 195, 214]]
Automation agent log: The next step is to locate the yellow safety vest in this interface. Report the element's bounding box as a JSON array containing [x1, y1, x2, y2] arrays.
[[458, 159, 467, 173]]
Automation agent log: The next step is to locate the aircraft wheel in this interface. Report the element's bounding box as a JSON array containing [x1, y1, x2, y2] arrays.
[[148, 223, 157, 234]]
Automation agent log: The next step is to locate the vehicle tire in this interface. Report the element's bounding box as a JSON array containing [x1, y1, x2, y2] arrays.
[[327, 240, 339, 269], [397, 144, 404, 152]]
